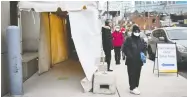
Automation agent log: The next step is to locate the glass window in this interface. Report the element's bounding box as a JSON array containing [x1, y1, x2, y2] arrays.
[[153, 30, 159, 38], [152, 30, 156, 37], [156, 30, 162, 38], [146, 1, 151, 4], [153, 29, 165, 38], [160, 29, 166, 37], [166, 29, 187, 40]]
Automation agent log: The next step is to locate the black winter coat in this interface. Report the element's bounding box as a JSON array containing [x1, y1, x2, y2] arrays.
[[122, 35, 146, 66], [102, 26, 113, 51]]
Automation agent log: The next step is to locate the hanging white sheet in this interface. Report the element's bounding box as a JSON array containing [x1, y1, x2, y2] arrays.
[[69, 8, 101, 81]]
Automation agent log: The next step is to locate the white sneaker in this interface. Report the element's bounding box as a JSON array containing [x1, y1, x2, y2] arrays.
[[130, 88, 141, 95], [135, 87, 141, 94]]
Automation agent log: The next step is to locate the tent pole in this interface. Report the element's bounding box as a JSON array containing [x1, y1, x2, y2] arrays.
[[48, 12, 52, 68], [17, 9, 23, 55]]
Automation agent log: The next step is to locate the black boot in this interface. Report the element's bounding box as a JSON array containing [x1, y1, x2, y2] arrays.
[[107, 66, 113, 72], [122, 54, 126, 60], [108, 69, 113, 72], [116, 61, 120, 65]]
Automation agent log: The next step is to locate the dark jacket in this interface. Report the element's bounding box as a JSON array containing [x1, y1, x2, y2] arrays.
[[122, 33, 126, 41], [122, 35, 146, 66], [102, 26, 113, 51]]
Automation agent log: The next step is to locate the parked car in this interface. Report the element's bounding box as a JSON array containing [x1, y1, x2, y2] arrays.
[[140, 32, 148, 44], [148, 27, 187, 64], [142, 30, 152, 36], [140, 32, 148, 56]]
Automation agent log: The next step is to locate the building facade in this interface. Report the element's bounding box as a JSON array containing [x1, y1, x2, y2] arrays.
[[102, 1, 134, 21], [103, 1, 134, 12], [135, 1, 187, 14]]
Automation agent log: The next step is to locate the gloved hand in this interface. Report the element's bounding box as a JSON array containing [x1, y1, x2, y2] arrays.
[[140, 52, 146, 63]]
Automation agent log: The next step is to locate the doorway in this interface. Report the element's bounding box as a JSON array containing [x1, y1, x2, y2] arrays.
[[22, 12, 85, 96]]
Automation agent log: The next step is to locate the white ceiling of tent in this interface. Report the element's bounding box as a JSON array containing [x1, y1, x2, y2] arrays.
[[18, 1, 98, 12]]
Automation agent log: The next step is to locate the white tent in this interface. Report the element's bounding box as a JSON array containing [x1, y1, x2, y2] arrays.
[[18, 1, 102, 81]]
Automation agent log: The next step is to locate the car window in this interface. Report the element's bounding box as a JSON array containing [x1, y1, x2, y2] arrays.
[[166, 29, 187, 40], [160, 29, 166, 37], [157, 29, 162, 38], [153, 30, 161, 38], [152, 30, 157, 37], [154, 29, 166, 38]]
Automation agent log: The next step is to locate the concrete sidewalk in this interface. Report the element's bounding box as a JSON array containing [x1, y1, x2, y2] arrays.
[[4, 52, 187, 97], [112, 57, 187, 97]]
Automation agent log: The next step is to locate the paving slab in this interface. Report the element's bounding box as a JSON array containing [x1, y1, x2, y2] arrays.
[[113, 56, 187, 97]]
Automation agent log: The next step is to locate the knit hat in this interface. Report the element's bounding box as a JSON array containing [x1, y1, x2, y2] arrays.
[[114, 25, 120, 31], [105, 19, 111, 26], [132, 25, 140, 33]]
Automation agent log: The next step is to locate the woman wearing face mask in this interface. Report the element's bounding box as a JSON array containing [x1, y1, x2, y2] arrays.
[[112, 26, 124, 65], [102, 19, 113, 71], [122, 25, 146, 95], [121, 27, 126, 60]]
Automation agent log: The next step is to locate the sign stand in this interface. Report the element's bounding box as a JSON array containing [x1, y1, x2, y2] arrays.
[[153, 43, 179, 77], [153, 43, 160, 77]]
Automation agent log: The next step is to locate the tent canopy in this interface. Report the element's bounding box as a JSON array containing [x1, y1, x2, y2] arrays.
[[18, 1, 98, 12], [18, 1, 102, 81]]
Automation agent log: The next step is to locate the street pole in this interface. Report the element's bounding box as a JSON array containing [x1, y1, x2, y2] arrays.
[[168, 5, 171, 26], [107, 1, 109, 19], [144, 1, 146, 31], [148, 11, 150, 31], [144, 9, 147, 32], [7, 26, 23, 96], [10, 1, 18, 26], [125, 7, 127, 20]]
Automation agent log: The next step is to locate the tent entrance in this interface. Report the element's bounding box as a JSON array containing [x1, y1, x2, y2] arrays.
[[19, 10, 87, 96], [39, 12, 81, 74], [22, 12, 86, 95]]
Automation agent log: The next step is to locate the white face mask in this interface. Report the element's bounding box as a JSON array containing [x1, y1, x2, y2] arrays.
[[133, 32, 140, 37], [109, 23, 112, 27], [116, 28, 120, 31]]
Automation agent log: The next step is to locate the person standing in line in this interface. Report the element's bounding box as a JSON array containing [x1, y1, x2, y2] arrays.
[[102, 19, 113, 71], [120, 27, 126, 60], [122, 25, 146, 95], [112, 25, 124, 65]]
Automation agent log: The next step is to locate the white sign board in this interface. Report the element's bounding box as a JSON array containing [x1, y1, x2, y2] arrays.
[[157, 44, 177, 73]]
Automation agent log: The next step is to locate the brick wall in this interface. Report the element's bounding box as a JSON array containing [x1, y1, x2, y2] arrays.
[[132, 16, 161, 30]]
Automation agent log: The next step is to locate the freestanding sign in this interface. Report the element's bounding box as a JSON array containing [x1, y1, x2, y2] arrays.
[[153, 43, 178, 77]]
